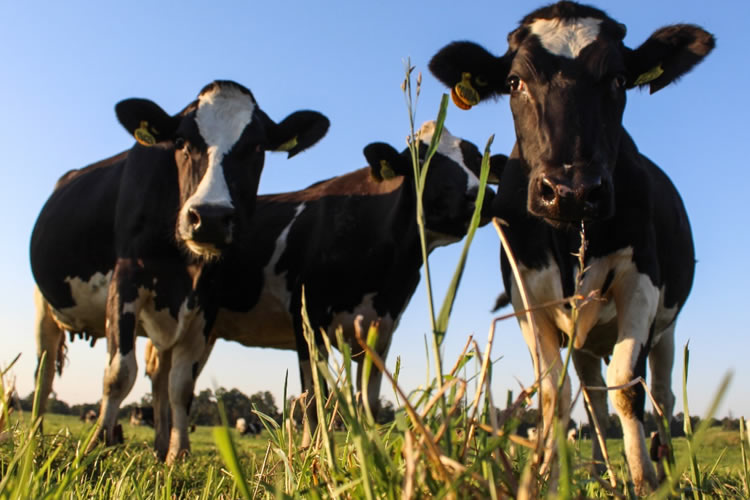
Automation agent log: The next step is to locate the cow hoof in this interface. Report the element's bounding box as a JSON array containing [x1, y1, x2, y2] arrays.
[[105, 424, 124, 446], [165, 448, 190, 465]]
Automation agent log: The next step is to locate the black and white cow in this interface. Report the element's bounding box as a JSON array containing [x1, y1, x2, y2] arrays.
[[130, 405, 155, 427], [429, 2, 713, 493], [145, 121, 503, 443], [29, 80, 329, 463]]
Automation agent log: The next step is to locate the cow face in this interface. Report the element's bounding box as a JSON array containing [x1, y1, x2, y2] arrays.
[[115, 80, 329, 258], [429, 1, 714, 225], [364, 121, 504, 246]]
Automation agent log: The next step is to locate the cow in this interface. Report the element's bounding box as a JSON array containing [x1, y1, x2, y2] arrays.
[[145, 120, 504, 444], [80, 409, 97, 423], [429, 2, 713, 494], [235, 416, 261, 436], [130, 406, 155, 427], [29, 80, 329, 464]]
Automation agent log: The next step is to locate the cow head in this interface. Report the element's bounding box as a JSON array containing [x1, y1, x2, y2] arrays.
[[115, 80, 329, 257], [429, 1, 714, 225], [364, 121, 505, 247]]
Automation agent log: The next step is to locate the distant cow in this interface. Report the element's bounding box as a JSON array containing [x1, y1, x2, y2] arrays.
[[130, 406, 155, 427], [147, 120, 503, 442], [80, 409, 97, 423], [235, 417, 261, 436], [430, 1, 713, 494], [30, 80, 329, 464]]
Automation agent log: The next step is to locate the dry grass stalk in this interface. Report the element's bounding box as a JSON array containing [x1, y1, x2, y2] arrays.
[[459, 319, 500, 459], [354, 326, 449, 480], [581, 386, 617, 488], [448, 335, 473, 377], [429, 379, 466, 445], [402, 429, 417, 500]]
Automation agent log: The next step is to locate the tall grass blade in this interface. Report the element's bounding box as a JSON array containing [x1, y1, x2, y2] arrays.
[[435, 134, 494, 342], [213, 400, 252, 500], [741, 417, 749, 497]]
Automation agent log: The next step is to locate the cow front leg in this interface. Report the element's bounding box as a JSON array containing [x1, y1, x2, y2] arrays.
[[515, 307, 571, 474], [648, 322, 676, 481], [572, 349, 609, 476], [609, 276, 659, 495], [145, 340, 172, 460], [88, 259, 143, 453], [165, 323, 209, 465]]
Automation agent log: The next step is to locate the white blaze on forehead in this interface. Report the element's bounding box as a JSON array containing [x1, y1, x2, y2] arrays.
[[416, 120, 479, 192], [187, 85, 256, 209], [530, 17, 602, 59]]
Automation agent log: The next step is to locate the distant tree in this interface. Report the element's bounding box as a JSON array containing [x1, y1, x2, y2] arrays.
[[606, 414, 623, 439], [46, 395, 71, 415], [375, 398, 396, 424], [19, 392, 34, 412], [721, 417, 740, 431], [249, 391, 281, 424], [191, 389, 219, 426]]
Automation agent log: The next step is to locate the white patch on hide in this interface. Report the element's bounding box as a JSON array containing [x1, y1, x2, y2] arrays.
[[50, 270, 114, 337], [416, 120, 480, 192], [529, 17, 602, 59], [181, 84, 256, 216]]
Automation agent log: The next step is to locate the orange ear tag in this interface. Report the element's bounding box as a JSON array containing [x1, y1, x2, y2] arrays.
[[452, 72, 480, 110], [134, 121, 156, 146]]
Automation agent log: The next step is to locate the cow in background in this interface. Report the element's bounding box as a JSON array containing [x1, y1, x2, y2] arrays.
[[235, 417, 262, 436], [130, 406, 155, 427], [30, 80, 329, 464], [430, 1, 713, 493]]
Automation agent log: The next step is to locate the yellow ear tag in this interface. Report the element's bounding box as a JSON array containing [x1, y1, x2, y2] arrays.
[[134, 121, 156, 146], [452, 72, 480, 110], [276, 136, 298, 152], [633, 64, 664, 86], [379, 160, 396, 180]]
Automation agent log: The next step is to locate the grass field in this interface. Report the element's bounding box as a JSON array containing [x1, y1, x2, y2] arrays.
[[0, 411, 747, 498]]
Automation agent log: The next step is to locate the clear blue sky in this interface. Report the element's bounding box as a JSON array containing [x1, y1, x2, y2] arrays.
[[1, 1, 746, 423]]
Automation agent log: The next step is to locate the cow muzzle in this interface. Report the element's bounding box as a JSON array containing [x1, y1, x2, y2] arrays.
[[530, 172, 613, 222], [181, 203, 235, 257]]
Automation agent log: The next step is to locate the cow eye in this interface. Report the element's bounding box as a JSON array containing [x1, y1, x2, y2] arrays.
[[174, 137, 186, 150], [612, 74, 627, 91], [507, 75, 525, 93]]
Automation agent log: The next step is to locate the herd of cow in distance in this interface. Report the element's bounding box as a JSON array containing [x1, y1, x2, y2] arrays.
[[28, 2, 713, 495]]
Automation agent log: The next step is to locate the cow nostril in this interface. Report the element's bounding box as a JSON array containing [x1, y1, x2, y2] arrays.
[[188, 208, 201, 228], [540, 177, 557, 203], [585, 184, 604, 207], [583, 179, 605, 209]]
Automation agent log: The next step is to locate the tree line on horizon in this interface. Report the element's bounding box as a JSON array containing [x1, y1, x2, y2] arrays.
[[15, 388, 744, 436]]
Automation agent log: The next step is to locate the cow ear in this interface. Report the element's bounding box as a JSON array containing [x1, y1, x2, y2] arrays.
[[115, 98, 179, 147], [626, 24, 715, 94], [429, 41, 511, 110], [364, 142, 409, 182], [268, 111, 330, 158], [487, 153, 508, 185]]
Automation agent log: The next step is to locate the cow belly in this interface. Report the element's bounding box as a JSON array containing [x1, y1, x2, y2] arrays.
[[50, 271, 113, 336], [327, 293, 396, 354], [215, 293, 296, 349]]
